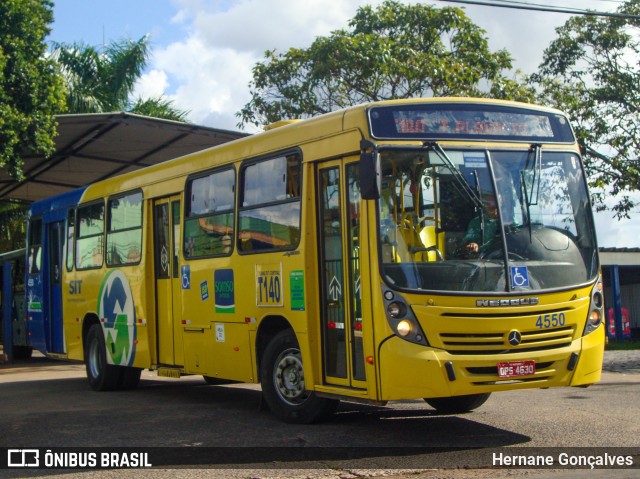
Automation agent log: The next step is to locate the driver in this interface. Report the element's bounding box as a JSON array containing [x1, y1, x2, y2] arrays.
[[464, 196, 500, 256]]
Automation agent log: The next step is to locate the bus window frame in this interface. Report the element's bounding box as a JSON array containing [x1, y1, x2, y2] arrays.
[[105, 189, 144, 268], [183, 165, 237, 260], [27, 216, 43, 275], [237, 148, 303, 256], [66, 208, 76, 272], [75, 200, 105, 271], [367, 103, 576, 144]]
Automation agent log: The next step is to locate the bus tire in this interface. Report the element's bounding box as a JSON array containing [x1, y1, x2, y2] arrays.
[[12, 346, 33, 360], [260, 330, 338, 424], [424, 393, 491, 414], [118, 366, 142, 390], [85, 324, 121, 391]]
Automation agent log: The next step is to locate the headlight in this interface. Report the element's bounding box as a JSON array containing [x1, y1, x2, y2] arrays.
[[588, 309, 602, 326], [584, 279, 604, 336], [381, 285, 428, 346], [396, 320, 413, 337]]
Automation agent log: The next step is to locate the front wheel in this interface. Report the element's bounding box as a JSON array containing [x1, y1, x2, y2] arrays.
[[260, 330, 338, 423], [424, 393, 491, 414]]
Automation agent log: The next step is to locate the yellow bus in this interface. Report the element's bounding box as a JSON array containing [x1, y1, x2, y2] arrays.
[[57, 98, 604, 423]]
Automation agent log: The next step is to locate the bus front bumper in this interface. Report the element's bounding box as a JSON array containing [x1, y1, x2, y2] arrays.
[[378, 326, 604, 401]]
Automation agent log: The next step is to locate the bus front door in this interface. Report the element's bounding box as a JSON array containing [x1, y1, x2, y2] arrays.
[[317, 159, 367, 389], [153, 196, 184, 367]]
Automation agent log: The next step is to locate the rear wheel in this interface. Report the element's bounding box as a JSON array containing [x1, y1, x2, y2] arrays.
[[424, 393, 490, 414], [85, 324, 121, 391], [12, 346, 33, 360], [260, 330, 338, 423]]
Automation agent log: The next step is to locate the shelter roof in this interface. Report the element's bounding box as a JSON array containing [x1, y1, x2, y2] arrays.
[[0, 112, 247, 203]]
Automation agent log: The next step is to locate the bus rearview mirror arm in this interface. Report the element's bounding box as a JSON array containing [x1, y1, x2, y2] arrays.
[[360, 139, 381, 200]]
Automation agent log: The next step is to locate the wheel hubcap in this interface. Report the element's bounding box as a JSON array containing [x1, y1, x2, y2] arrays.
[[88, 336, 102, 378], [274, 348, 308, 405]]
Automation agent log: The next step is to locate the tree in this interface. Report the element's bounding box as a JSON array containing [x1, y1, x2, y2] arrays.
[[52, 36, 188, 121], [0, 0, 66, 179], [238, 0, 533, 128], [0, 202, 27, 252], [532, 0, 640, 217]]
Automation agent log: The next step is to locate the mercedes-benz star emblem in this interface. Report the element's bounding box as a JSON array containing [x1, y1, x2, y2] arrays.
[[508, 330, 522, 347]]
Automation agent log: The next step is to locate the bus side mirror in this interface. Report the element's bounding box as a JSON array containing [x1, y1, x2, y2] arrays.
[[360, 150, 381, 200]]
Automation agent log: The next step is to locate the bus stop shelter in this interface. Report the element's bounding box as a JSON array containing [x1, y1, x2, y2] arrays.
[[0, 112, 246, 361]]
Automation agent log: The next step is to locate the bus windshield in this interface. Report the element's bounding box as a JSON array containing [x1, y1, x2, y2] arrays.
[[378, 146, 599, 293]]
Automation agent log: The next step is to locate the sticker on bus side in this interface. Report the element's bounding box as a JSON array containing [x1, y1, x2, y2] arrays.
[[256, 263, 283, 307], [97, 269, 136, 367], [214, 269, 235, 313], [290, 270, 305, 311]]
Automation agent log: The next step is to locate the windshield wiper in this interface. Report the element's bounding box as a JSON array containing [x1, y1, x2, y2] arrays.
[[424, 141, 483, 210], [525, 143, 542, 206], [520, 144, 542, 242]]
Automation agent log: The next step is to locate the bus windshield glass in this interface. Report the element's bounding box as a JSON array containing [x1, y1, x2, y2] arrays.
[[378, 147, 598, 293]]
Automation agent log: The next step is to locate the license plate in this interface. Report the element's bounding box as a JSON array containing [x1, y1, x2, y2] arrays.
[[497, 360, 536, 378]]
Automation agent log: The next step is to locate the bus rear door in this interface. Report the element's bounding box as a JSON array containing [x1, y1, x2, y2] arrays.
[[47, 220, 65, 354], [153, 196, 184, 367]]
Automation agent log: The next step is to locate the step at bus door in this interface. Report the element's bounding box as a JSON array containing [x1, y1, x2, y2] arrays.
[[153, 196, 184, 367], [317, 159, 367, 389]]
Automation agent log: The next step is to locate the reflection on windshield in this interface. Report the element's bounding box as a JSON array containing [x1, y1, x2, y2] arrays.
[[378, 148, 598, 293]]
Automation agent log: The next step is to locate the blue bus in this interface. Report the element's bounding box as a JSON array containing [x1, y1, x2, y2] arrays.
[[23, 187, 86, 357]]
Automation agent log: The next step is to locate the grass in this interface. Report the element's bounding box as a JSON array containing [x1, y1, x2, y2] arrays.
[[605, 338, 640, 351]]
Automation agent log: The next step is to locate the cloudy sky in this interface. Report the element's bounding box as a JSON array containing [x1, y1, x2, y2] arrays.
[[49, 0, 637, 247]]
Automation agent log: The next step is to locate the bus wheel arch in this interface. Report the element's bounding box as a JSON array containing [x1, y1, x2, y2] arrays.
[[255, 315, 294, 382], [259, 328, 338, 424], [82, 313, 101, 349]]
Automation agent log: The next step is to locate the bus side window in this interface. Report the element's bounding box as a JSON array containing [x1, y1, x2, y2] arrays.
[[106, 191, 143, 266], [76, 202, 105, 270], [238, 153, 301, 253], [184, 167, 236, 258], [27, 218, 43, 274], [66, 208, 75, 271]]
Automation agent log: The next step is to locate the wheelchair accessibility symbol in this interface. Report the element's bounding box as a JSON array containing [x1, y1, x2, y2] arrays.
[[181, 265, 191, 290], [510, 266, 529, 289]]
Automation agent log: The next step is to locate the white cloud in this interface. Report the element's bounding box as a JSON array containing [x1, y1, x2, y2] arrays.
[[145, 35, 256, 129], [144, 0, 618, 133], [173, 0, 364, 53], [142, 0, 383, 132], [133, 69, 169, 99]]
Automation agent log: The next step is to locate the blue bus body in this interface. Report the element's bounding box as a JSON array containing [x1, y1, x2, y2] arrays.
[[25, 187, 86, 356]]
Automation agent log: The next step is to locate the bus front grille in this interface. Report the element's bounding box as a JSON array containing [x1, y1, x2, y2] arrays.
[[438, 326, 575, 355]]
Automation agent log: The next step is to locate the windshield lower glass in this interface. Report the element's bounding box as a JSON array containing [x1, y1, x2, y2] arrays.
[[378, 147, 599, 293]]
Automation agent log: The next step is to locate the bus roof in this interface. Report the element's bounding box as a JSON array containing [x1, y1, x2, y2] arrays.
[[77, 98, 573, 204]]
